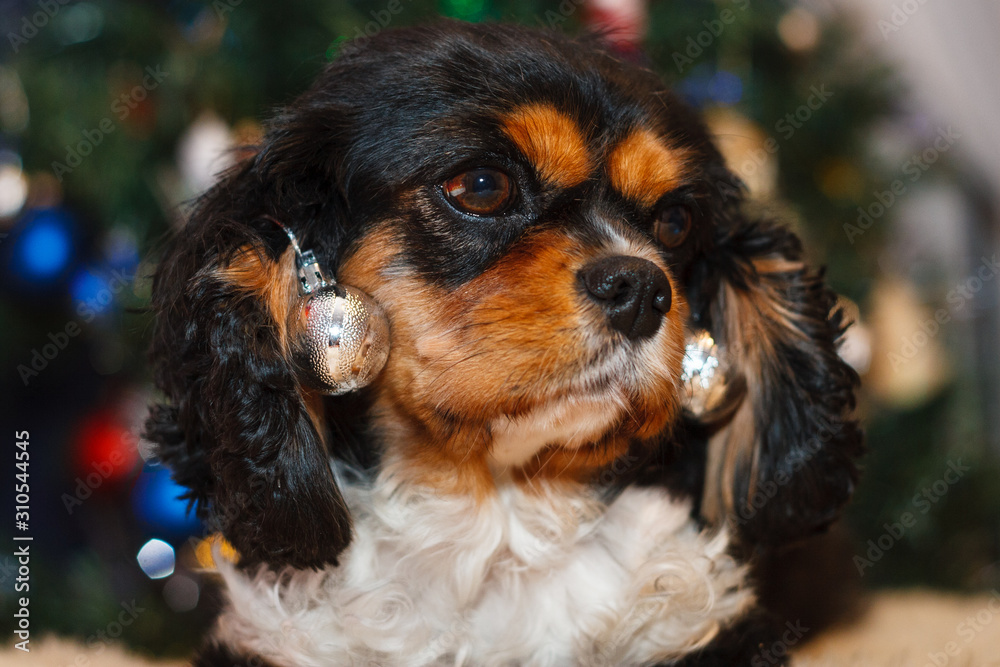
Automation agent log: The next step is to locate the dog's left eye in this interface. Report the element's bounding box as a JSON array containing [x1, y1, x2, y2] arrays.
[[443, 168, 514, 216], [654, 204, 693, 249]]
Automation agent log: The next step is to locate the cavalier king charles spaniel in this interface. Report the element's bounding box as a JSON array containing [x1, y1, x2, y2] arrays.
[[146, 20, 862, 667]]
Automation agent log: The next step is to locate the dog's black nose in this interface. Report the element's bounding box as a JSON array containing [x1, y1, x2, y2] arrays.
[[578, 256, 671, 340]]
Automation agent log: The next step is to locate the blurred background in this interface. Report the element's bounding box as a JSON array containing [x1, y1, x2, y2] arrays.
[[0, 0, 997, 659]]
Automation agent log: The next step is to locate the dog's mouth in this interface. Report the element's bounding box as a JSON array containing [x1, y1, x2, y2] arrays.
[[487, 389, 627, 468], [485, 344, 682, 468]]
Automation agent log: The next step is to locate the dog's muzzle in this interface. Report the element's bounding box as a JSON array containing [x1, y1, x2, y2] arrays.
[[578, 256, 671, 340]]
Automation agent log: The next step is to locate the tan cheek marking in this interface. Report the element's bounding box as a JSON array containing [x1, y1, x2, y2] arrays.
[[216, 245, 297, 346], [607, 129, 692, 207], [336, 227, 402, 294], [501, 103, 592, 188]]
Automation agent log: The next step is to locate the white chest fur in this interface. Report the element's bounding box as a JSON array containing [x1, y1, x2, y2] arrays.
[[213, 469, 753, 667]]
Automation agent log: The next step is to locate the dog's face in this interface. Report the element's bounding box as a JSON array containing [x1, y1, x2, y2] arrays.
[[329, 39, 721, 488], [147, 22, 862, 569]]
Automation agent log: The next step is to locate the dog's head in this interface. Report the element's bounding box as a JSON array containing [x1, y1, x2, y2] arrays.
[[146, 21, 861, 569]]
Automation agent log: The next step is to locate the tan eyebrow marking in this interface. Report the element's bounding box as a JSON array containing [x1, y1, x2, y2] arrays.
[[607, 129, 692, 207], [501, 103, 592, 188]]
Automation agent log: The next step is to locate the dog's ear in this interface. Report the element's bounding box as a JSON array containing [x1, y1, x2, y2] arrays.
[[145, 102, 359, 569], [691, 207, 863, 548]]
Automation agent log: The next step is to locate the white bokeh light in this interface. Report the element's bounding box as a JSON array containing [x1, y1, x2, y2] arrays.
[[137, 538, 175, 579]]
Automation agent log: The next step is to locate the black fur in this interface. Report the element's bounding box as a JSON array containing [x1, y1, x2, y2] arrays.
[[708, 218, 862, 547], [665, 610, 792, 667], [192, 641, 281, 667], [145, 19, 862, 664]]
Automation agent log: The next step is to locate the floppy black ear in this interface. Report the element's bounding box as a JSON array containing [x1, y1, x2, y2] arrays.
[[145, 96, 359, 569], [693, 213, 863, 548]]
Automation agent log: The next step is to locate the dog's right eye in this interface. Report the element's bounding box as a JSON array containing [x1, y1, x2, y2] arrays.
[[442, 168, 514, 216]]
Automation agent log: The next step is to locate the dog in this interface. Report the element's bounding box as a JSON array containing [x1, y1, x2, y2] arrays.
[[145, 20, 862, 666]]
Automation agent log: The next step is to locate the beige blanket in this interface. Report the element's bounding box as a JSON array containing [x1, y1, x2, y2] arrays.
[[5, 591, 999, 666]]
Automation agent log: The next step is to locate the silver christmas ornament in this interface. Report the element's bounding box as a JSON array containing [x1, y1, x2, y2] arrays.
[[271, 218, 390, 395], [296, 283, 390, 395], [681, 330, 729, 415]]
